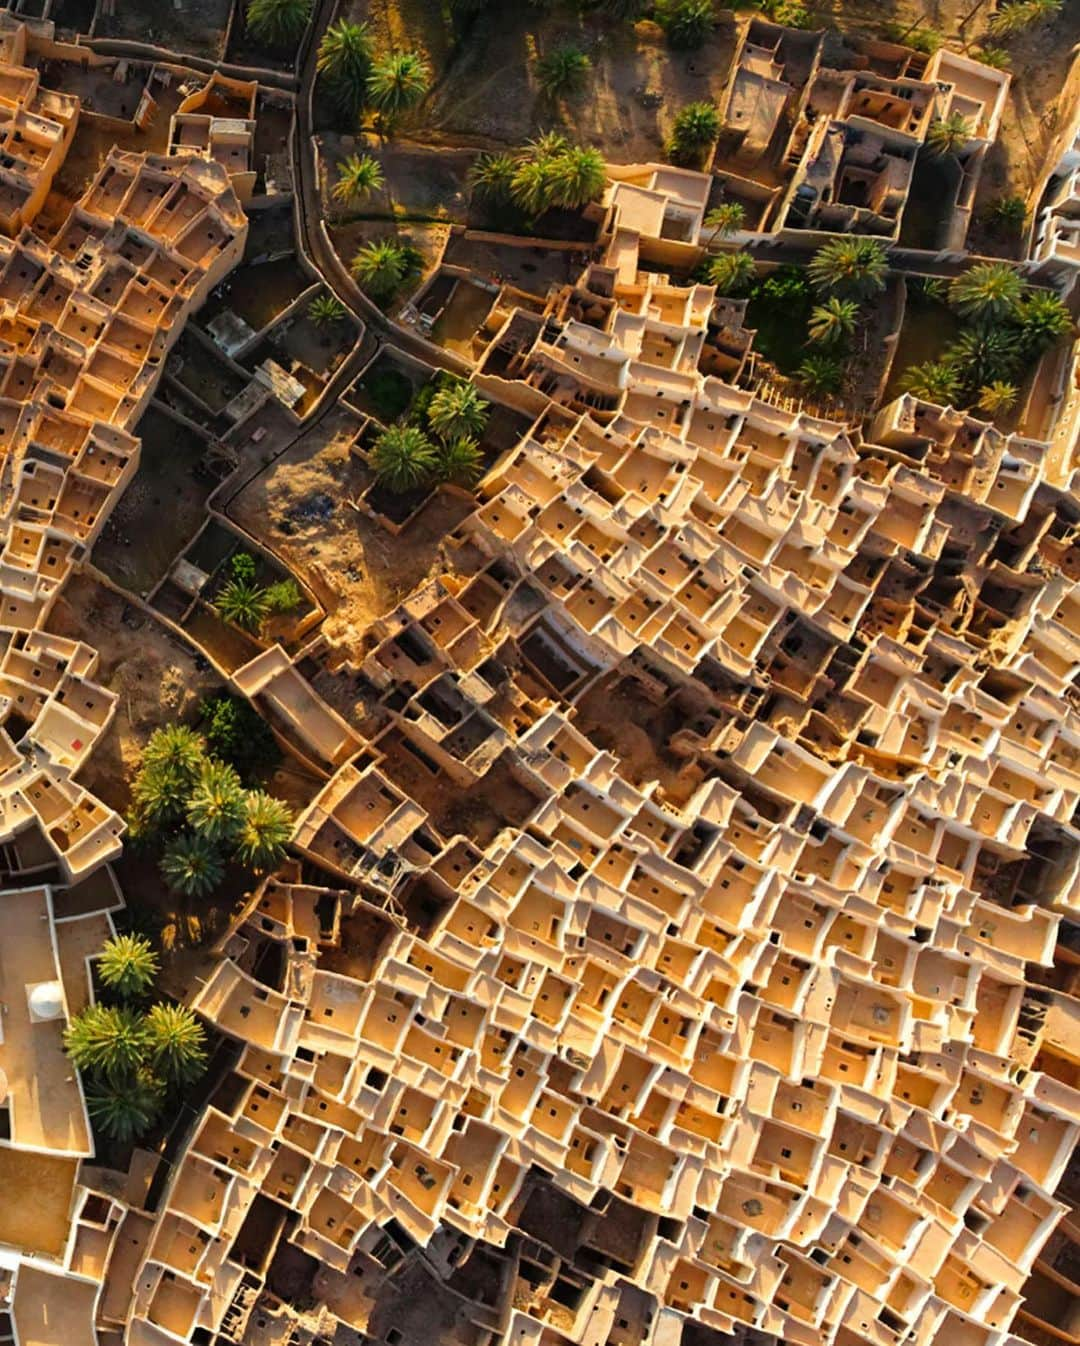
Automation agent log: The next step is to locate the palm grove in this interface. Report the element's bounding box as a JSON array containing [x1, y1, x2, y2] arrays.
[[128, 721, 292, 899], [704, 232, 1072, 407], [371, 374, 491, 495], [65, 934, 208, 1144]]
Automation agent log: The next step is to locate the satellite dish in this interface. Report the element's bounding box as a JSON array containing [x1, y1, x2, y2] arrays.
[[28, 981, 64, 1021]]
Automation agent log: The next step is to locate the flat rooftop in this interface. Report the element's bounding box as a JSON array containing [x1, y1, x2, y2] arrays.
[[13, 1263, 97, 1346], [0, 886, 89, 1155], [0, 1146, 77, 1258]]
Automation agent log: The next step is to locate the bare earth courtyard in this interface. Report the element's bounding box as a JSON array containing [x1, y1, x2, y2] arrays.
[[0, 3, 1077, 1346]]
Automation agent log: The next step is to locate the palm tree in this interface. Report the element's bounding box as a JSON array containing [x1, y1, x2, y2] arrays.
[[707, 251, 756, 296], [333, 152, 384, 205], [808, 238, 888, 299], [1014, 289, 1073, 354], [186, 760, 245, 843], [926, 114, 972, 158], [351, 238, 420, 298], [989, 0, 1060, 34], [988, 194, 1027, 233], [309, 293, 347, 326], [428, 380, 489, 440], [987, 2, 1030, 35], [215, 579, 270, 633], [796, 354, 843, 395], [246, 0, 312, 47], [142, 725, 206, 778], [145, 1003, 208, 1085], [317, 20, 374, 113], [948, 326, 1021, 388], [233, 791, 293, 869], [469, 152, 516, 206], [371, 425, 437, 493], [977, 380, 1019, 414], [549, 146, 607, 208], [510, 156, 556, 216], [98, 934, 159, 999], [437, 436, 484, 487], [915, 275, 947, 304], [948, 262, 1024, 320], [536, 46, 591, 98], [670, 101, 721, 163], [85, 1070, 163, 1144], [899, 360, 961, 404], [977, 45, 1011, 70], [807, 297, 858, 346], [161, 834, 225, 898], [526, 131, 570, 162], [130, 762, 193, 829], [64, 1005, 149, 1082], [655, 0, 713, 49], [366, 52, 430, 121], [704, 202, 745, 245], [265, 578, 302, 613]]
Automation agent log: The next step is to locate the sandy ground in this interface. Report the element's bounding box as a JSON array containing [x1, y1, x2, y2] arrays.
[[227, 406, 475, 663], [46, 573, 220, 814], [46, 574, 324, 988], [335, 1, 737, 161], [320, 132, 475, 225], [422, 13, 738, 159], [324, 188, 449, 310]]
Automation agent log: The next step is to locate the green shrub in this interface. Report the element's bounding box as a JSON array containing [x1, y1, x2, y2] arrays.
[[361, 367, 414, 422], [265, 579, 302, 613], [200, 694, 281, 781], [655, 0, 713, 48], [230, 552, 257, 584]]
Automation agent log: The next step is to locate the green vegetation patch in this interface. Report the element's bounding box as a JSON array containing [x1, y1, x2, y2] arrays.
[[744, 267, 814, 374]]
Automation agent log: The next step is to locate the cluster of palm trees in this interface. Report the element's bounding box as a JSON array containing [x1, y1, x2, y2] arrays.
[[794, 238, 888, 395], [316, 19, 429, 129], [899, 265, 1072, 416], [64, 934, 207, 1143], [129, 723, 293, 898], [370, 378, 490, 494], [708, 235, 890, 396], [214, 552, 301, 634], [470, 133, 607, 221]]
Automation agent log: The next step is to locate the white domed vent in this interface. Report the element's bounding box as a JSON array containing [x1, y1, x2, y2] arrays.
[[27, 980, 64, 1022]]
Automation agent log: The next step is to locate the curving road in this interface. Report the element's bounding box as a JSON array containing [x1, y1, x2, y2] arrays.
[[88, 4, 469, 379], [291, 0, 470, 375]]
